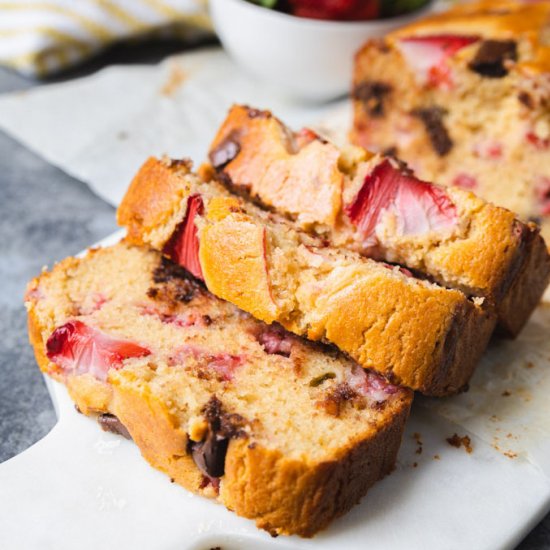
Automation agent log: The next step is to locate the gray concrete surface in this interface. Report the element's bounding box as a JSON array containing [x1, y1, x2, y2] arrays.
[[0, 45, 548, 549]]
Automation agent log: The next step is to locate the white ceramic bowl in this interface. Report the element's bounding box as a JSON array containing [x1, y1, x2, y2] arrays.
[[210, 0, 433, 102]]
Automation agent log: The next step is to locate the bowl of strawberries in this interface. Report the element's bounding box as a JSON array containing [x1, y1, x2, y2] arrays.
[[210, 0, 432, 101]]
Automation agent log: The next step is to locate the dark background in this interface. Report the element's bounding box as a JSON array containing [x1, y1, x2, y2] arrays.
[[0, 41, 548, 549]]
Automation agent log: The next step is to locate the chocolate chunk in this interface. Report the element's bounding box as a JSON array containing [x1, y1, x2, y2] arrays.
[[353, 81, 392, 117], [98, 413, 132, 440], [518, 91, 535, 109], [412, 106, 453, 156], [153, 257, 194, 284], [187, 396, 248, 479], [320, 382, 358, 417], [209, 131, 241, 169], [151, 257, 205, 304], [190, 429, 229, 478], [468, 40, 517, 78]]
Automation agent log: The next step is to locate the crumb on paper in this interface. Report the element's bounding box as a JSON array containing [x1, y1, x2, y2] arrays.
[[446, 433, 473, 453], [490, 415, 500, 422], [501, 390, 511, 397], [161, 63, 187, 96], [524, 361, 535, 369], [413, 462, 418, 468], [433, 454, 440, 460], [412, 432, 423, 455], [504, 450, 518, 459]]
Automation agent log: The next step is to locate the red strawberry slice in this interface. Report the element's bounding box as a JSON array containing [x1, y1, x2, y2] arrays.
[[288, 0, 380, 21], [453, 173, 478, 190], [46, 321, 151, 381], [255, 324, 296, 357], [535, 177, 550, 216], [526, 131, 550, 150], [345, 159, 457, 243], [295, 127, 321, 151], [140, 305, 209, 328], [163, 195, 204, 280], [397, 35, 479, 89], [346, 364, 400, 399], [207, 354, 245, 382], [169, 345, 245, 381]]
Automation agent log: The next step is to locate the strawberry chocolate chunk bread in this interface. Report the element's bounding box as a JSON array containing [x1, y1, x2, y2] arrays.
[[351, 1, 550, 244], [118, 157, 495, 396], [25, 242, 412, 537], [205, 104, 550, 336]]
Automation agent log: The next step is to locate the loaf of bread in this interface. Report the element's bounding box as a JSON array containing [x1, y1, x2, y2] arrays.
[[351, 1, 550, 246], [205, 104, 550, 336], [117, 157, 496, 395], [25, 242, 412, 537]]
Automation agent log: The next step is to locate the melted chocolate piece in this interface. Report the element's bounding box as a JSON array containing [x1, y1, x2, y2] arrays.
[[98, 413, 132, 440], [468, 40, 517, 78], [321, 382, 359, 417], [518, 91, 535, 110], [190, 430, 229, 479], [150, 257, 205, 304], [187, 396, 248, 479], [209, 131, 241, 169], [353, 81, 392, 117], [412, 106, 453, 156]]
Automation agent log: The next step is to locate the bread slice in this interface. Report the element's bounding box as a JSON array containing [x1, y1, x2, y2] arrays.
[[117, 157, 496, 395], [205, 104, 550, 337], [25, 242, 412, 537], [351, 2, 550, 250]]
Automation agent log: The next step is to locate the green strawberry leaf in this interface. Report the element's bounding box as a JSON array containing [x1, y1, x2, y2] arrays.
[[247, 0, 278, 8]]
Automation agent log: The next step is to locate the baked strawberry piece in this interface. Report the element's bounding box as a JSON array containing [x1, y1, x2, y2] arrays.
[[25, 242, 412, 537], [46, 320, 150, 381]]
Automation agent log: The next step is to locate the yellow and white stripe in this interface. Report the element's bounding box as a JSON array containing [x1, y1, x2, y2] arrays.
[[0, 0, 211, 77]]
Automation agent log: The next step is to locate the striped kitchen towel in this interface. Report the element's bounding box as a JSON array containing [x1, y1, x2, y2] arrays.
[[0, 0, 211, 77]]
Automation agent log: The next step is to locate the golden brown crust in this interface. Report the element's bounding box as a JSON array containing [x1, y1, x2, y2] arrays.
[[199, 215, 279, 323], [118, 158, 496, 395], [117, 157, 193, 245], [496, 223, 550, 335], [221, 399, 410, 537]]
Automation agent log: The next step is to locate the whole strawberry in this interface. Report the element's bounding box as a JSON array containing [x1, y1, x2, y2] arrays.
[[287, 0, 381, 20]]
